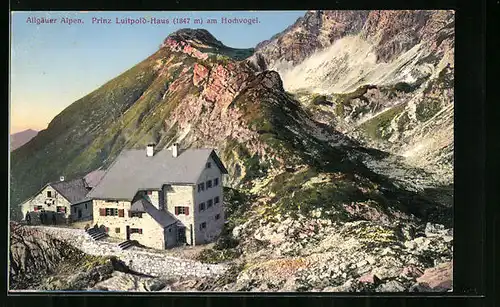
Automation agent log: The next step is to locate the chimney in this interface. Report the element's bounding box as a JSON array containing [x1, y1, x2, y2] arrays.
[[146, 143, 155, 157], [172, 143, 179, 157], [59, 176, 65, 182]]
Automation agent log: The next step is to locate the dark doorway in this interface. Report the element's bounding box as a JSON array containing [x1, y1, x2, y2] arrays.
[[77, 209, 82, 219], [126, 225, 131, 240], [189, 224, 193, 246], [177, 227, 186, 244]]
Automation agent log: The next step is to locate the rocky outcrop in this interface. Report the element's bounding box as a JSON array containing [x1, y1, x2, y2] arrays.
[[250, 10, 454, 72], [9, 222, 113, 290], [413, 261, 452, 291], [249, 10, 370, 71]]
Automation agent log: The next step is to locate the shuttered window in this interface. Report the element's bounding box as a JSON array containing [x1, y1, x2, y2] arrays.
[[175, 206, 189, 215], [115, 228, 120, 233], [99, 208, 106, 216], [130, 228, 143, 234], [118, 209, 124, 217], [105, 208, 118, 216], [214, 178, 219, 186]]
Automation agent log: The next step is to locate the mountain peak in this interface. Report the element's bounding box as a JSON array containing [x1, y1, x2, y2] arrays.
[[165, 28, 224, 47]]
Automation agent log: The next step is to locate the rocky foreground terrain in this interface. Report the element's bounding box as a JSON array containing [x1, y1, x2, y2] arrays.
[[10, 215, 452, 292], [10, 10, 454, 292]]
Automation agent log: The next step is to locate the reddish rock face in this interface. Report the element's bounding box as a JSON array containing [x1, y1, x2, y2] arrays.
[[201, 64, 251, 111], [193, 63, 209, 86], [416, 262, 452, 290], [162, 38, 209, 61]]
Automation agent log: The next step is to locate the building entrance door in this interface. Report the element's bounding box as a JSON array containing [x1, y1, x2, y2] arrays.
[[177, 227, 186, 244], [126, 225, 131, 240]]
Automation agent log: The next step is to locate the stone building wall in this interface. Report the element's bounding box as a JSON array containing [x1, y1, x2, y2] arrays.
[[69, 201, 93, 222], [20, 185, 72, 223], [193, 156, 225, 245], [92, 199, 169, 249], [164, 185, 195, 245]]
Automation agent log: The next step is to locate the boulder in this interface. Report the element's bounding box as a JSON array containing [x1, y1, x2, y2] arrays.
[[413, 262, 452, 292]]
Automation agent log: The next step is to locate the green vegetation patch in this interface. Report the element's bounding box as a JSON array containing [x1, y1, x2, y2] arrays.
[[263, 170, 391, 222], [358, 103, 406, 140], [342, 222, 399, 248], [415, 98, 442, 122], [196, 248, 241, 264]]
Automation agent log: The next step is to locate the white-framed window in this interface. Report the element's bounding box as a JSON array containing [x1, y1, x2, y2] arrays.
[[214, 196, 220, 204], [197, 182, 205, 192], [47, 191, 52, 198], [199, 222, 207, 230], [56, 206, 66, 213], [207, 199, 213, 208], [199, 202, 205, 212], [214, 178, 219, 186]]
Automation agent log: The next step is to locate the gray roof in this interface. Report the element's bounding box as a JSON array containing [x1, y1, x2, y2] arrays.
[[51, 178, 90, 205], [87, 148, 228, 200], [130, 198, 148, 212], [131, 198, 178, 227], [84, 169, 106, 188]]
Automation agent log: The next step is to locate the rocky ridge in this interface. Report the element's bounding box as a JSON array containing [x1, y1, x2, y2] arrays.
[[248, 10, 454, 187]]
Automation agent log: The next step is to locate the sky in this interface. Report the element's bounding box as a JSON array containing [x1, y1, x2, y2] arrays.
[[10, 11, 306, 134]]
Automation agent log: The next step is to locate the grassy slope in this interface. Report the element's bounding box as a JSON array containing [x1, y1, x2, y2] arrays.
[[10, 48, 172, 219], [226, 73, 440, 224]]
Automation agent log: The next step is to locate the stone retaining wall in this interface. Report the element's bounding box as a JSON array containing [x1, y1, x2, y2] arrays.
[[32, 226, 227, 279]]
